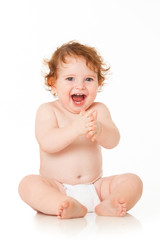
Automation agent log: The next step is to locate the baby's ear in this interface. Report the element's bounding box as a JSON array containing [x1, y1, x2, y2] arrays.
[[51, 85, 57, 95], [48, 76, 54, 86], [49, 77, 57, 94]]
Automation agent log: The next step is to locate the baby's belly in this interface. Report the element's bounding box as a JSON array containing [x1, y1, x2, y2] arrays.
[[39, 145, 102, 184]]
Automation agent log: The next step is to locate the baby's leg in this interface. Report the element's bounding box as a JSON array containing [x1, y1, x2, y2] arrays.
[[18, 175, 87, 219], [95, 173, 143, 217]]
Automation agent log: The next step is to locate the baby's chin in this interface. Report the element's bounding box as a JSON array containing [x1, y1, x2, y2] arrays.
[[65, 105, 88, 115], [67, 108, 83, 115], [60, 100, 92, 114]]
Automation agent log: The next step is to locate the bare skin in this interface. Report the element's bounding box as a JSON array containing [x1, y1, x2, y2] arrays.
[[57, 199, 87, 219], [18, 57, 143, 219]]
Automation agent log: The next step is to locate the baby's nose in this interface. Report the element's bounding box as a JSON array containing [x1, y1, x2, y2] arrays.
[[75, 80, 85, 89]]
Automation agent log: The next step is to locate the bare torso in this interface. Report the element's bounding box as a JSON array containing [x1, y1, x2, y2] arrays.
[[39, 101, 103, 184]]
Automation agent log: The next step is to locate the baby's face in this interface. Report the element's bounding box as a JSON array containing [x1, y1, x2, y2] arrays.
[[53, 56, 98, 114]]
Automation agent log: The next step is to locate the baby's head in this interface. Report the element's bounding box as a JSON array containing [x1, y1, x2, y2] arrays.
[[43, 41, 110, 96]]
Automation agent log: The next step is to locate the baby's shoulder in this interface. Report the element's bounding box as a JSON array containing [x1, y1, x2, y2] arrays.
[[37, 101, 57, 111], [92, 102, 111, 119], [92, 102, 110, 112], [36, 101, 57, 119]]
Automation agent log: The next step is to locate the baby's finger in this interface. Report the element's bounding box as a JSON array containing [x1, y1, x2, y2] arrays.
[[86, 109, 96, 118], [80, 107, 86, 116], [90, 115, 95, 121], [86, 115, 96, 124], [86, 130, 95, 138], [86, 121, 96, 127], [87, 125, 96, 132], [87, 132, 96, 142], [91, 134, 96, 142]]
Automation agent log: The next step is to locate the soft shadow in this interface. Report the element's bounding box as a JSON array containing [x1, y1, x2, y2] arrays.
[[95, 213, 142, 236], [33, 212, 142, 239], [33, 212, 88, 238]]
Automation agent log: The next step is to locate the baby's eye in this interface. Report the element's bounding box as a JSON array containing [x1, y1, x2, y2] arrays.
[[66, 77, 74, 81], [85, 78, 94, 82]]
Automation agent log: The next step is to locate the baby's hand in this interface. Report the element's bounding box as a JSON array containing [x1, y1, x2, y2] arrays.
[[72, 107, 100, 142], [80, 108, 101, 142], [72, 108, 93, 136], [72, 108, 95, 137], [85, 110, 98, 142]]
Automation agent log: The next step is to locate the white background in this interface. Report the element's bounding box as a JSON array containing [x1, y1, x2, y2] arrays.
[[0, 0, 160, 239]]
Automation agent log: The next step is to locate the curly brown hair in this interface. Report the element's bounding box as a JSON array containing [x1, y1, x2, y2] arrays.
[[43, 41, 110, 95]]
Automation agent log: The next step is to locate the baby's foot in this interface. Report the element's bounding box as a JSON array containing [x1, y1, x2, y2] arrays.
[[57, 198, 87, 219], [95, 197, 127, 217]]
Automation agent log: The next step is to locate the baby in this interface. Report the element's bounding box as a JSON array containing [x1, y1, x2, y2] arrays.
[[18, 41, 143, 219]]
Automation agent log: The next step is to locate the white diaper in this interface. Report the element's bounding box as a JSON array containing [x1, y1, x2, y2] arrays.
[[63, 183, 100, 212]]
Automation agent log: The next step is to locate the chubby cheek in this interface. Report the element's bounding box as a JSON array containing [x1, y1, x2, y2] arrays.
[[89, 87, 98, 100], [58, 88, 71, 102]]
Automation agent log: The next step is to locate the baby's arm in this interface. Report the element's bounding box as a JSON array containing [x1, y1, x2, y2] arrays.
[[87, 103, 120, 149], [35, 103, 95, 153]]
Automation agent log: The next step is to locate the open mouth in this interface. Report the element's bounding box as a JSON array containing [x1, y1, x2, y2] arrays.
[[71, 94, 86, 105]]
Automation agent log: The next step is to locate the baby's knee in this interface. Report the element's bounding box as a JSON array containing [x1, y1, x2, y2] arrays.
[[126, 173, 143, 196], [18, 174, 38, 199]]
